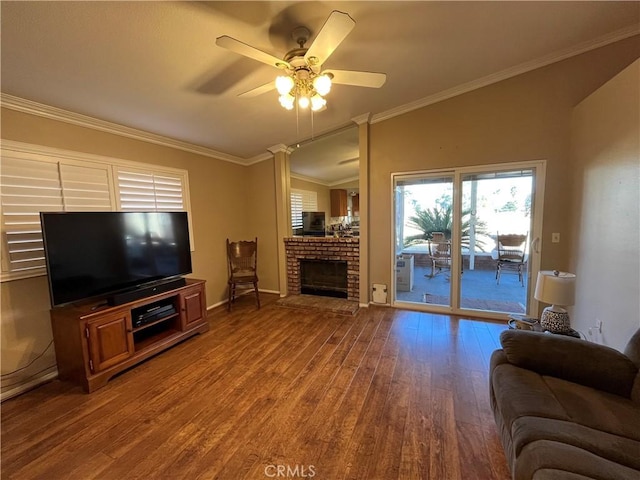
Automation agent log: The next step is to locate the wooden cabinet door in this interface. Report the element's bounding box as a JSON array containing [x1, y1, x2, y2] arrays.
[[331, 189, 348, 217], [352, 194, 360, 216], [181, 286, 206, 329], [87, 312, 134, 373]]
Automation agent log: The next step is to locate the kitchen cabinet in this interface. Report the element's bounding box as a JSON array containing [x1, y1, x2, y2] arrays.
[[331, 189, 348, 217]]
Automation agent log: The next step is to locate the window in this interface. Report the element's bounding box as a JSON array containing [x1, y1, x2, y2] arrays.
[[290, 188, 318, 232], [115, 167, 186, 211], [1, 141, 192, 281]]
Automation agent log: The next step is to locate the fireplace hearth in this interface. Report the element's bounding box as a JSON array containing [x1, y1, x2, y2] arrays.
[[300, 259, 348, 298]]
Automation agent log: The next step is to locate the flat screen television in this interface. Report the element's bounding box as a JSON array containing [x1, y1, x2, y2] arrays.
[[302, 211, 326, 237], [40, 211, 192, 307]]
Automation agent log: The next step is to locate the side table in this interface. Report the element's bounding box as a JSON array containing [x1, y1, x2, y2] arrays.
[[508, 315, 582, 339]]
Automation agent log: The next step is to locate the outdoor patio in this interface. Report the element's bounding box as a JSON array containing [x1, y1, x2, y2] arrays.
[[396, 263, 528, 314]]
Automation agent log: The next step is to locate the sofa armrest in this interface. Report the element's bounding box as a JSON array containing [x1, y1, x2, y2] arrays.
[[499, 329, 638, 398]]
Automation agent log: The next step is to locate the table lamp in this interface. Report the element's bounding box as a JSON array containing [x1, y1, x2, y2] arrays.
[[534, 270, 576, 333]]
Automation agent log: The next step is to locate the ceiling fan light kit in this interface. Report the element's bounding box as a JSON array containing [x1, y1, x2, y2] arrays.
[[276, 69, 332, 112], [216, 10, 386, 114]]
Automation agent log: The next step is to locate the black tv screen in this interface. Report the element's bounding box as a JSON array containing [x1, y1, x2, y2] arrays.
[[40, 211, 192, 306]]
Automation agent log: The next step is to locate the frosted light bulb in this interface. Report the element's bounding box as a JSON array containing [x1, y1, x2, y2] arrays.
[[310, 94, 326, 111], [275, 75, 295, 95], [279, 94, 294, 110], [313, 74, 332, 96], [298, 95, 310, 109]]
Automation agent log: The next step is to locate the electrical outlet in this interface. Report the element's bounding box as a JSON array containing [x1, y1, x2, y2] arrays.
[[551, 232, 560, 243]]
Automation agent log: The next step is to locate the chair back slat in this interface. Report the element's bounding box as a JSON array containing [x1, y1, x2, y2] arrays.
[[227, 238, 258, 277]]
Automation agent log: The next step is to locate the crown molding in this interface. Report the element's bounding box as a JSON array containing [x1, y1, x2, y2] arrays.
[[329, 175, 359, 187], [372, 25, 640, 124], [290, 172, 359, 188], [0, 93, 252, 165], [290, 172, 330, 186], [246, 151, 275, 165], [267, 143, 293, 154], [351, 113, 372, 125]]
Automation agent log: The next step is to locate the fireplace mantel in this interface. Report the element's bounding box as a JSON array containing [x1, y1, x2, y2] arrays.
[[284, 237, 359, 301]]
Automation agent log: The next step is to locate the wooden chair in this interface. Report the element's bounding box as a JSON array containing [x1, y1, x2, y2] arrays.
[[495, 233, 527, 286], [226, 237, 260, 311], [427, 232, 452, 278]]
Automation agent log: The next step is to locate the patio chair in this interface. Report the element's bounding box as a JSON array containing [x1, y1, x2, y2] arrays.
[[226, 237, 260, 311], [495, 232, 527, 286], [427, 232, 452, 278]]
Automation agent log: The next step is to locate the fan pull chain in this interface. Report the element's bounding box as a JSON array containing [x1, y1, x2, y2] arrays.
[[295, 94, 300, 140], [310, 109, 315, 141]]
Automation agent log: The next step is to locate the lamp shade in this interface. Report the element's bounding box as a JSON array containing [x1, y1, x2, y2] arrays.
[[534, 270, 576, 306]]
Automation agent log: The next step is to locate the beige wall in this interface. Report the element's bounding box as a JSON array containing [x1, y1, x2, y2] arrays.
[[367, 36, 640, 298], [568, 60, 640, 352], [0, 108, 279, 392]]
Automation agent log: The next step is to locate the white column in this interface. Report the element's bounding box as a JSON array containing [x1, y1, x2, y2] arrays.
[[269, 144, 292, 297]]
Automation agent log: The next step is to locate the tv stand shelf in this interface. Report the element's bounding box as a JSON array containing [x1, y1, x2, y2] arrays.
[[132, 313, 180, 334], [50, 278, 208, 393]]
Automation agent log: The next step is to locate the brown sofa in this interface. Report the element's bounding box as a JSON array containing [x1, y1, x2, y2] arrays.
[[490, 328, 640, 480]]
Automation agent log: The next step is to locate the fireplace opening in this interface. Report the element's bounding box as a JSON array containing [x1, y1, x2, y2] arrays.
[[300, 259, 348, 299]]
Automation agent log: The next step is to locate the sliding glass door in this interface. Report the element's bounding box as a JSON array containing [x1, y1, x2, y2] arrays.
[[395, 174, 454, 308], [393, 162, 545, 318]]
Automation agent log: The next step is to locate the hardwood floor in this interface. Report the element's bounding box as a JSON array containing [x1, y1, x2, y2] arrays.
[[1, 295, 511, 479]]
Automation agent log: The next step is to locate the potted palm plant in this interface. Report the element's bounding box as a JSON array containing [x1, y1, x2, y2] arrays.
[[404, 199, 488, 250]]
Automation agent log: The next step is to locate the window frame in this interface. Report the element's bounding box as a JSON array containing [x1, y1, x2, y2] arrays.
[[1, 140, 193, 282]]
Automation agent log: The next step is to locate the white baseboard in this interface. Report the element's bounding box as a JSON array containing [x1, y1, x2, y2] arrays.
[[206, 288, 281, 311], [1, 369, 58, 402]]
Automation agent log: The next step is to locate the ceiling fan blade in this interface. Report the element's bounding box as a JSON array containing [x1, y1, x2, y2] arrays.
[[216, 35, 290, 70], [238, 81, 275, 98], [304, 11, 355, 67], [325, 69, 387, 88]]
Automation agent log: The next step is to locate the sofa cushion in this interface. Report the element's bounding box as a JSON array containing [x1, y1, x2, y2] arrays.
[[491, 364, 570, 432], [512, 416, 640, 471], [515, 440, 640, 480], [543, 375, 640, 442]]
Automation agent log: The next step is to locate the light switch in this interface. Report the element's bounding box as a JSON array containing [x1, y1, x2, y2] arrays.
[[551, 232, 560, 243]]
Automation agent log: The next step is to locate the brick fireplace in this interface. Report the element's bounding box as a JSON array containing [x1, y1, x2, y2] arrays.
[[284, 237, 359, 301]]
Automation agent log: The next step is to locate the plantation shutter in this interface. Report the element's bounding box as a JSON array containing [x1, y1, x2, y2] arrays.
[[1, 157, 63, 277], [290, 189, 318, 231], [59, 163, 114, 211], [115, 168, 185, 211], [0, 157, 63, 275], [0, 158, 115, 279]]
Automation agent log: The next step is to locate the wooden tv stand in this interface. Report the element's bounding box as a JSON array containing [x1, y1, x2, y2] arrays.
[[50, 278, 208, 393]]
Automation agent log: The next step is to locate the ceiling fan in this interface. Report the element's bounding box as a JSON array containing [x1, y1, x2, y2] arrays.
[[216, 10, 386, 111]]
